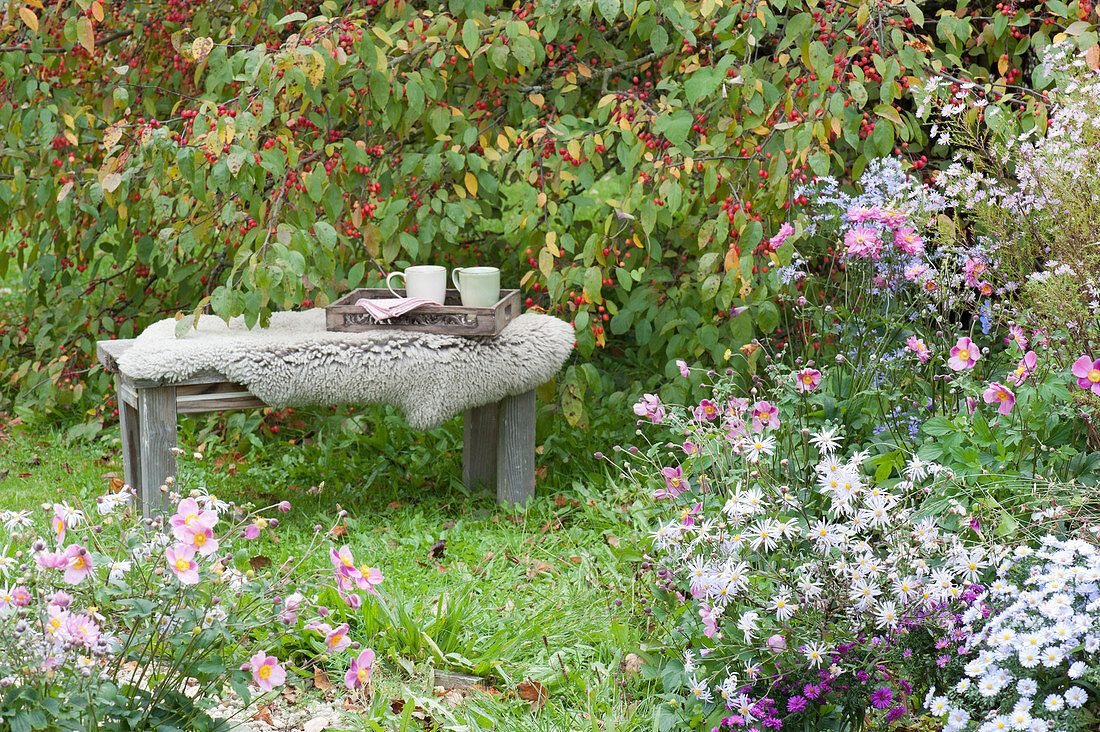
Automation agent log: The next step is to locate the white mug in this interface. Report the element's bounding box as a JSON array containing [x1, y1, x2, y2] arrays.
[[451, 266, 500, 308], [386, 265, 447, 304]]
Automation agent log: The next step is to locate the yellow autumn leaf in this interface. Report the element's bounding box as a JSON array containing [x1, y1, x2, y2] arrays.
[[464, 171, 478, 197], [19, 7, 38, 33], [77, 17, 95, 54], [529, 93, 545, 108], [91, 1, 104, 22], [191, 36, 214, 64], [545, 231, 560, 256]]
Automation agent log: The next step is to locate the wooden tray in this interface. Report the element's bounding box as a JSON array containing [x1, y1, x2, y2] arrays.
[[326, 288, 521, 336]]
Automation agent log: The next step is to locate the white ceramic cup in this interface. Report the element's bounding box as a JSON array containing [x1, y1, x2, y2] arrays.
[[451, 266, 500, 308], [386, 265, 447, 304]]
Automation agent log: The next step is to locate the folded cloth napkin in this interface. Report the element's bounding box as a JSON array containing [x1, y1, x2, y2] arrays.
[[354, 296, 438, 321]]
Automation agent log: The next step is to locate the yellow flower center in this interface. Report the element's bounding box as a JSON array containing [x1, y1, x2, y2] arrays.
[[259, 665, 271, 679], [670, 477, 681, 487], [185, 513, 199, 526], [802, 374, 814, 384], [342, 555, 355, 567], [1089, 369, 1100, 383], [358, 667, 370, 682], [72, 557, 85, 569], [329, 633, 343, 647], [175, 558, 190, 571], [997, 391, 1009, 400]]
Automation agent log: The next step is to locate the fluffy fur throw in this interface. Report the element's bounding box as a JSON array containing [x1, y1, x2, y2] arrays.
[[117, 309, 574, 430]]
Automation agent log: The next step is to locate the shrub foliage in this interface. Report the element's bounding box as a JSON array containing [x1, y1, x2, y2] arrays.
[[0, 0, 1096, 419]]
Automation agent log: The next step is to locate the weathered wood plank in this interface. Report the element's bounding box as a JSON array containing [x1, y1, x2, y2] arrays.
[[495, 389, 535, 506], [136, 386, 177, 519], [117, 379, 141, 502], [463, 402, 498, 492]]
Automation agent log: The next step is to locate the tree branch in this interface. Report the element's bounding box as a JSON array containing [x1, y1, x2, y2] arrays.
[[0, 28, 134, 54]]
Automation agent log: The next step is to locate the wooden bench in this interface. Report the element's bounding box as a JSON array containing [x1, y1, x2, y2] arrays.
[[96, 339, 536, 516]]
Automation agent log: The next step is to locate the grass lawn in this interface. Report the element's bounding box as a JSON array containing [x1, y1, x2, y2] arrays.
[[0, 411, 662, 731]]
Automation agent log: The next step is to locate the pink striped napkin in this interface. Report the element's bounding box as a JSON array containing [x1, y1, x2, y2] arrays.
[[354, 297, 438, 321]]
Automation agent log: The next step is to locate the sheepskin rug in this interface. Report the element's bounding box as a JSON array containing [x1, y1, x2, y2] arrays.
[[116, 309, 574, 430]]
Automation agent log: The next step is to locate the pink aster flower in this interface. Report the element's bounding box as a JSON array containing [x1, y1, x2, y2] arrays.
[[751, 401, 780, 431], [1008, 351, 1037, 386], [893, 227, 924, 254], [977, 281, 993, 297], [62, 544, 93, 585], [844, 227, 883, 259], [906, 336, 931, 363], [676, 360, 691, 378], [947, 336, 980, 371], [1071, 355, 1100, 395], [325, 623, 352, 653], [36, 550, 68, 571], [249, 651, 286, 692], [166, 544, 200, 585], [769, 222, 795, 249], [682, 441, 698, 455], [632, 393, 666, 424], [12, 586, 30, 607], [345, 648, 375, 690], [982, 382, 1016, 416], [654, 466, 688, 500], [795, 368, 821, 392], [64, 613, 101, 648], [1007, 325, 1028, 350], [874, 208, 909, 228], [963, 258, 987, 287], [903, 262, 930, 281], [846, 205, 882, 222]]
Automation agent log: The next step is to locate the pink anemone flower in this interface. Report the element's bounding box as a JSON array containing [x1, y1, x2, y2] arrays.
[[654, 466, 688, 500], [795, 368, 821, 392], [1008, 351, 1038, 386], [948, 337, 980, 371], [345, 648, 375, 690], [166, 544, 200, 585], [249, 651, 286, 692], [1071, 355, 1100, 395], [62, 544, 93, 585], [982, 382, 1016, 416]]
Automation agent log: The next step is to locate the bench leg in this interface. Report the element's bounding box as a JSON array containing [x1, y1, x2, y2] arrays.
[[495, 389, 535, 506], [136, 386, 178, 519], [116, 379, 141, 508], [463, 402, 498, 492]]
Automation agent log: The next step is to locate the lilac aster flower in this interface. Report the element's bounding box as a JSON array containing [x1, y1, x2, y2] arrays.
[[870, 687, 893, 709]]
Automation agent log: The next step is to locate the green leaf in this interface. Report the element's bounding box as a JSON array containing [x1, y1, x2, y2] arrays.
[[596, 0, 620, 23], [314, 221, 337, 248], [462, 19, 480, 53], [922, 416, 956, 437], [808, 150, 830, 176], [655, 110, 694, 147], [756, 301, 779, 333], [650, 25, 668, 54]]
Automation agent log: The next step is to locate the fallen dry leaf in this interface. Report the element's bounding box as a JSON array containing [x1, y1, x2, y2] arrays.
[[553, 494, 580, 508], [302, 717, 333, 732], [606, 533, 621, 548], [387, 501, 404, 509], [252, 703, 274, 725], [623, 653, 644, 674], [249, 555, 272, 572], [516, 679, 549, 710], [314, 667, 332, 690], [525, 561, 554, 580], [428, 538, 447, 560], [328, 523, 348, 538]]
